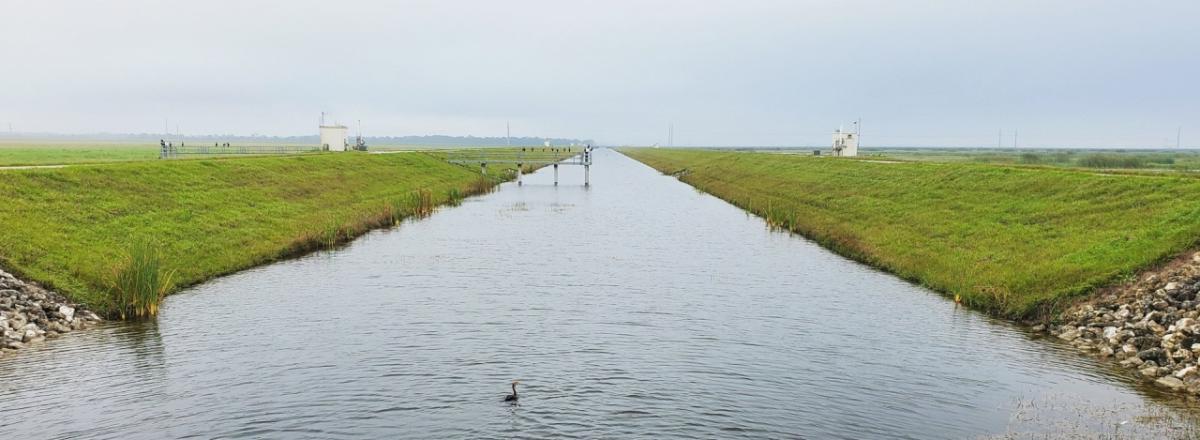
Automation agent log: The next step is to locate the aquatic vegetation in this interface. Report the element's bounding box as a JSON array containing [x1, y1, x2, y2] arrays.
[[107, 242, 175, 319], [408, 189, 435, 218], [447, 188, 463, 206]]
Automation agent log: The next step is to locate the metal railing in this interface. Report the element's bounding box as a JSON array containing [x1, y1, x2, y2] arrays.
[[445, 148, 592, 167]]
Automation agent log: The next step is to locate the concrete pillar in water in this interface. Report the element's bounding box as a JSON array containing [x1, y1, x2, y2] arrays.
[[584, 165, 590, 187], [517, 163, 523, 186], [553, 164, 559, 186]]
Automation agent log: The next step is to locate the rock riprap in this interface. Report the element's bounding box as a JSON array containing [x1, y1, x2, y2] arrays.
[[1049, 252, 1200, 395], [0, 269, 101, 353]]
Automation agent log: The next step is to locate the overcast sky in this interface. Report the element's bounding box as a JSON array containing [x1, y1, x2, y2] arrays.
[[1, 0, 1196, 147]]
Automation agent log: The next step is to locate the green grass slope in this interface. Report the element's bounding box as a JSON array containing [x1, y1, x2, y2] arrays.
[[622, 148, 1200, 319], [0, 153, 508, 313]]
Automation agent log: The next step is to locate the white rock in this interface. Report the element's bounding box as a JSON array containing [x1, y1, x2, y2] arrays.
[[58, 305, 74, 322], [1156, 376, 1187, 391], [1176, 366, 1198, 379], [1103, 326, 1119, 339], [1058, 329, 1081, 342], [1141, 365, 1161, 378], [1115, 307, 1132, 320], [7, 314, 25, 330], [1165, 282, 1181, 291]]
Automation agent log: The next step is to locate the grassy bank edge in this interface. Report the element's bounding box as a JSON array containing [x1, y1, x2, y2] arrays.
[[0, 153, 536, 317], [618, 148, 1200, 323]]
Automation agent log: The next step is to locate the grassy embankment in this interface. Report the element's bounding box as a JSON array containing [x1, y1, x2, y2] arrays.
[[622, 148, 1200, 320], [0, 152, 516, 316], [870, 147, 1200, 172]]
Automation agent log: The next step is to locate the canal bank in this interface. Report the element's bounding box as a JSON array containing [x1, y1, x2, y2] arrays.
[[621, 148, 1200, 403], [0, 152, 521, 321], [620, 148, 1200, 320], [1, 149, 1196, 439]]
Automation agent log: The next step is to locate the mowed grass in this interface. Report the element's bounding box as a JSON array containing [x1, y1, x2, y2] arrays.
[[0, 152, 512, 314], [622, 148, 1200, 319], [0, 141, 160, 165]]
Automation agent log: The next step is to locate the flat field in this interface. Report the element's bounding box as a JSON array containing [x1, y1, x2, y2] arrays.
[[0, 140, 159, 165]]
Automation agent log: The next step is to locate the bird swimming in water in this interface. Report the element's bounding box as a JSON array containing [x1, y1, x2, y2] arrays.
[[504, 380, 520, 402]]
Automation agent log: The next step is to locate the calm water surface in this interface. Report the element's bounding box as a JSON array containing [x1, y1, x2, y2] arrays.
[[0, 150, 1193, 439]]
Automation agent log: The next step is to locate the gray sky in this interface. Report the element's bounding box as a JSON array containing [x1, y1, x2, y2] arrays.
[[2, 0, 1197, 147]]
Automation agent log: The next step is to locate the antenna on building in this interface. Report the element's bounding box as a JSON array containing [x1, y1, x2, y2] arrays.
[[854, 118, 861, 147], [320, 112, 325, 126], [357, 119, 362, 138]]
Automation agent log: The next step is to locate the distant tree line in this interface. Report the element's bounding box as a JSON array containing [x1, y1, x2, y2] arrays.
[[1, 133, 593, 147]]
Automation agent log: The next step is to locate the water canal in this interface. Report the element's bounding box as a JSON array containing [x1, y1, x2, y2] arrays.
[[0, 150, 1192, 439]]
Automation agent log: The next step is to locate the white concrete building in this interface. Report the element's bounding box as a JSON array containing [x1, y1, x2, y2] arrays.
[[832, 128, 859, 157], [320, 124, 348, 151]]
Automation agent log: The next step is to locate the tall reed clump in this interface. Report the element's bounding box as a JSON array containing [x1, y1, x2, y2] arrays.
[[320, 217, 345, 248], [107, 242, 176, 319], [447, 188, 463, 206], [467, 176, 495, 195], [408, 188, 435, 218]]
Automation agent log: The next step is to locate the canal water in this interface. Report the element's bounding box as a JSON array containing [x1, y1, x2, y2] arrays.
[[0, 150, 1194, 439]]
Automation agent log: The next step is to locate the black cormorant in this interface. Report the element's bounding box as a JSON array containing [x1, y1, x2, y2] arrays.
[[504, 381, 520, 402]]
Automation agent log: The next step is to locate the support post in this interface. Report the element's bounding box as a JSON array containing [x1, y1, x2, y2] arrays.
[[481, 162, 487, 175], [553, 164, 559, 186], [584, 165, 590, 187], [517, 163, 523, 186]]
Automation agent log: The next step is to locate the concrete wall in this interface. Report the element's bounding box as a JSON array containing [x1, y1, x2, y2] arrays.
[[320, 125, 348, 152]]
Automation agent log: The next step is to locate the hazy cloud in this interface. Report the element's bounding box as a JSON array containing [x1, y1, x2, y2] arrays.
[[1, 0, 1196, 146]]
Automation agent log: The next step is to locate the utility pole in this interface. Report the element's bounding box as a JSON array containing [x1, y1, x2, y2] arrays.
[[506, 121, 511, 147], [1014, 129, 1019, 149], [998, 129, 1003, 148], [1179, 126, 1183, 149], [668, 122, 674, 147]]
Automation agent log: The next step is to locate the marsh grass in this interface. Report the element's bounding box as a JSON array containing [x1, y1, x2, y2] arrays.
[[107, 242, 176, 319], [447, 188, 463, 206], [408, 189, 435, 217], [468, 176, 495, 195], [623, 148, 1200, 319]]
